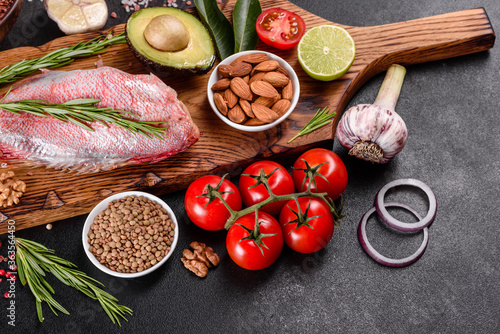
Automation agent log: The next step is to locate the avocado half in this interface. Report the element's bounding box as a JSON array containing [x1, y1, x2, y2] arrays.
[[126, 7, 216, 76]]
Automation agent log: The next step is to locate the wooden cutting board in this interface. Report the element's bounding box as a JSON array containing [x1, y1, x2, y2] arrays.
[[0, 0, 495, 234]]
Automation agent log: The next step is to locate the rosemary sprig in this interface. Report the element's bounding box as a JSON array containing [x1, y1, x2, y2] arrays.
[[15, 237, 133, 325], [288, 106, 335, 143], [0, 32, 126, 87], [0, 91, 167, 139]]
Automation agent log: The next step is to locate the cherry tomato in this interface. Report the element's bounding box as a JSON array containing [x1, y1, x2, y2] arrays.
[[226, 212, 283, 270], [239, 161, 295, 216], [185, 175, 242, 231], [256, 8, 306, 50], [292, 148, 348, 200], [279, 197, 334, 253]]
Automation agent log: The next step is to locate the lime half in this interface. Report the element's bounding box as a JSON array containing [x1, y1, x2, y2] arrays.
[[297, 25, 356, 81]]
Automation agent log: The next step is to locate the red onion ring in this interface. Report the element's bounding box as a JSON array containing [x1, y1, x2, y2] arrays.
[[358, 202, 429, 267], [375, 178, 437, 232]]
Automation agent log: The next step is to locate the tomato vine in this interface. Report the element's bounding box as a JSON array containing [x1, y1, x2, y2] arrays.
[[211, 169, 345, 230]]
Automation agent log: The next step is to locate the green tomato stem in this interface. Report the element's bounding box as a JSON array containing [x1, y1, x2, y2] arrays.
[[207, 170, 345, 230], [224, 190, 341, 230]]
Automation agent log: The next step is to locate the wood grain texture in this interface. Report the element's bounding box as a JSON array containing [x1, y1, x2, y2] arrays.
[[0, 0, 495, 233]]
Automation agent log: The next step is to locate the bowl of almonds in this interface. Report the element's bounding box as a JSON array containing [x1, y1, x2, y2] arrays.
[[82, 191, 179, 278], [207, 50, 300, 132]]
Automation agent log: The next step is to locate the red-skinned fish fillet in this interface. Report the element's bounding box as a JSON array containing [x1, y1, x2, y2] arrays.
[[0, 67, 200, 173]]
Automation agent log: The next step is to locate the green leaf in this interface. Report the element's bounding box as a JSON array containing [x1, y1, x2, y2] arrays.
[[36, 300, 44, 322], [62, 98, 101, 106], [195, 0, 235, 60], [67, 117, 95, 132], [64, 50, 96, 58], [41, 107, 71, 115], [15, 99, 47, 104], [233, 0, 262, 53]]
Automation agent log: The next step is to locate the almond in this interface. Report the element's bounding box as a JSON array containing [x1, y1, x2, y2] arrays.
[[262, 72, 289, 87], [228, 105, 246, 124], [218, 65, 232, 78], [276, 66, 289, 77], [239, 99, 254, 118], [224, 88, 238, 108], [250, 81, 279, 98], [271, 99, 291, 116], [282, 81, 293, 100], [243, 75, 250, 84], [230, 55, 246, 66], [254, 95, 280, 108], [231, 56, 243, 66], [252, 60, 279, 75], [244, 118, 267, 126], [251, 103, 280, 123], [211, 78, 231, 91], [240, 52, 268, 64], [230, 77, 253, 100], [248, 71, 265, 85], [229, 62, 252, 77], [213, 92, 228, 116], [230, 52, 269, 66]]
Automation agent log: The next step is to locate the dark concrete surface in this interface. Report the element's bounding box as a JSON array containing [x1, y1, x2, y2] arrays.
[[0, 1, 499, 333]]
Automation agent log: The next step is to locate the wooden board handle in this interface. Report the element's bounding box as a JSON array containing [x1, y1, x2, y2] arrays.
[[319, 7, 496, 139], [347, 8, 495, 86]]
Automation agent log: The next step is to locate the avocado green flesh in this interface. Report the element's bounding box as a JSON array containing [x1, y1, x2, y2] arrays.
[[126, 8, 215, 73]]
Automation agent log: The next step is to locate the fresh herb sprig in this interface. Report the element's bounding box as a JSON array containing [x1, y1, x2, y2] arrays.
[[15, 237, 133, 325], [288, 106, 335, 143], [0, 32, 126, 87], [0, 90, 167, 139]]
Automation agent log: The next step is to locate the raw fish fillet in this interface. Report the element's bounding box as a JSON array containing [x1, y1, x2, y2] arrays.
[[0, 67, 200, 173]]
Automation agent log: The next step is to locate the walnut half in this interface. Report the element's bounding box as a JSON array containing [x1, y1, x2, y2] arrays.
[[181, 241, 220, 278], [0, 171, 26, 208]]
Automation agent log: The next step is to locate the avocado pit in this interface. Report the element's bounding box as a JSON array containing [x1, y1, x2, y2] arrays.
[[144, 15, 190, 52]]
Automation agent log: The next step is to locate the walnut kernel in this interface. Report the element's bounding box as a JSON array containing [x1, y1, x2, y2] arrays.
[[0, 171, 26, 208], [181, 242, 220, 278]]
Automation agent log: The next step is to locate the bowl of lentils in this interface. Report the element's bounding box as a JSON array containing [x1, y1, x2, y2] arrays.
[[82, 191, 179, 278]]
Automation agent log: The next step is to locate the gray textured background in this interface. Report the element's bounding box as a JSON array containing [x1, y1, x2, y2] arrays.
[[0, 0, 499, 333]]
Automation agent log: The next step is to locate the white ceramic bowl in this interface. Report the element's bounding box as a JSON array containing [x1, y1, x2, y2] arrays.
[[82, 191, 179, 278], [207, 50, 300, 132]]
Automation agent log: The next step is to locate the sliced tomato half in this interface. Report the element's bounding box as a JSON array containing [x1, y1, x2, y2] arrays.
[[256, 7, 306, 50]]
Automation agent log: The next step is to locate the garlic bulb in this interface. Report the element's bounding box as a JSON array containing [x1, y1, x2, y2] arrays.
[[336, 64, 408, 164]]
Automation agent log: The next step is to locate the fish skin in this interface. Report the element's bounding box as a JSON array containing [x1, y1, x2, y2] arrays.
[[0, 67, 200, 173]]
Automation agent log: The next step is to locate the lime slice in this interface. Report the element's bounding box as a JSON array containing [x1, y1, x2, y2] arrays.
[[297, 25, 356, 81]]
